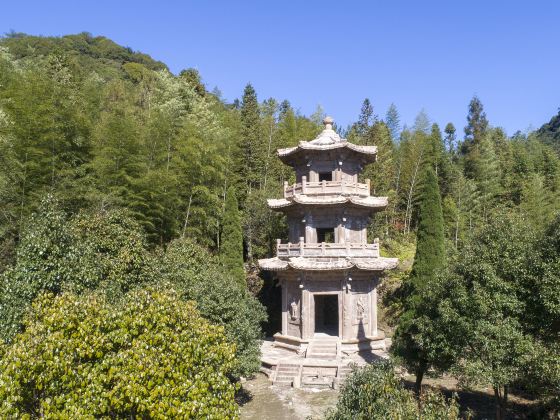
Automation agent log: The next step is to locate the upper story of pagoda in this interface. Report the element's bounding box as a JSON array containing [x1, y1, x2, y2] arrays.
[[267, 116, 388, 214], [259, 116, 398, 273]]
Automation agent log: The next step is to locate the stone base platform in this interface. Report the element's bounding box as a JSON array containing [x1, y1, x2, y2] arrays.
[[260, 334, 389, 389]]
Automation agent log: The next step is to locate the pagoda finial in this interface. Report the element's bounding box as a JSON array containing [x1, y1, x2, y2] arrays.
[[323, 116, 334, 130]]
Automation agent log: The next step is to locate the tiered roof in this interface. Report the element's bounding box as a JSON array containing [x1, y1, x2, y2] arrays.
[[277, 116, 377, 165], [259, 256, 398, 272], [267, 195, 388, 210], [258, 116, 398, 273]]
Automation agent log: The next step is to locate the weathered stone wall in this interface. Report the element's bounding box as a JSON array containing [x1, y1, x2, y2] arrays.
[[286, 208, 372, 244], [277, 270, 379, 342]]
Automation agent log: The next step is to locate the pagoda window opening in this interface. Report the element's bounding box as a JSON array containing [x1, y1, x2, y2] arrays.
[[318, 171, 332, 182], [316, 227, 335, 243]]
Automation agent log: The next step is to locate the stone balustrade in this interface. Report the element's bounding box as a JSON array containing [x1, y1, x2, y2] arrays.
[[276, 238, 380, 258], [283, 177, 370, 199]]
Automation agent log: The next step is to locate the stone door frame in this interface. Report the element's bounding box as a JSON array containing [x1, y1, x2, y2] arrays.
[[307, 290, 342, 339]]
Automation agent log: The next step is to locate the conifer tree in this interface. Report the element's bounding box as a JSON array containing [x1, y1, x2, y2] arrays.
[[409, 167, 445, 290], [239, 83, 263, 191], [473, 135, 501, 221], [392, 166, 446, 393], [385, 103, 401, 142], [220, 187, 245, 286], [426, 123, 453, 197], [462, 96, 489, 178], [413, 109, 431, 134], [356, 98, 374, 139], [464, 95, 489, 145]]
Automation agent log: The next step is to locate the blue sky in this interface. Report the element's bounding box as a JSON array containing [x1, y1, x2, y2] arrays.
[[2, 0, 559, 136]]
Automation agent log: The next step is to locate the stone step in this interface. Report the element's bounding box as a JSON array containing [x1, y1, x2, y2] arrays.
[[277, 364, 299, 369], [273, 362, 301, 386], [275, 375, 296, 381], [276, 370, 298, 375], [337, 367, 354, 381]]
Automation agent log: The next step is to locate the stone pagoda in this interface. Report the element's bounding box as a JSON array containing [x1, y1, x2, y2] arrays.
[[259, 116, 398, 387]]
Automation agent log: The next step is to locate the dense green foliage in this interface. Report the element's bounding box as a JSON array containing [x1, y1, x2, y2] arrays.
[[158, 239, 266, 377], [409, 167, 446, 291], [537, 110, 560, 154], [0, 198, 154, 342], [391, 166, 446, 392], [0, 288, 238, 418], [326, 361, 459, 420], [220, 187, 245, 285], [1, 32, 560, 417], [0, 198, 265, 379], [406, 214, 560, 419]]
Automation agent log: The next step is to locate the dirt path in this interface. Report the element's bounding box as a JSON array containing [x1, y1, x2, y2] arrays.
[[239, 373, 338, 420]]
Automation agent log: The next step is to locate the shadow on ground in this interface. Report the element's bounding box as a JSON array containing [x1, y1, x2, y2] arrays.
[[403, 376, 539, 420]]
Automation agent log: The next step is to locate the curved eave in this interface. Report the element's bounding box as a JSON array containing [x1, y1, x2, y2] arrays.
[[278, 142, 377, 165], [258, 257, 399, 272], [267, 195, 388, 211]]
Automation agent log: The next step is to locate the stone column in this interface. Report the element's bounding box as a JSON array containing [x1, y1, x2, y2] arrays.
[[342, 273, 352, 341], [281, 279, 288, 336], [371, 279, 378, 337], [301, 286, 311, 339], [305, 212, 315, 243]]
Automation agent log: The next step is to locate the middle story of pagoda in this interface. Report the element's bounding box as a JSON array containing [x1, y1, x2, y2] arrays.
[[259, 116, 398, 355]]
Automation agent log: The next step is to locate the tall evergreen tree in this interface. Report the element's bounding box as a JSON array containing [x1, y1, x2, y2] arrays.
[[413, 109, 431, 134], [473, 134, 501, 221], [409, 167, 445, 290], [356, 98, 374, 139], [426, 123, 453, 197], [385, 103, 401, 142], [392, 166, 446, 393], [464, 95, 489, 145], [239, 83, 263, 192], [220, 187, 245, 286], [462, 96, 489, 178]]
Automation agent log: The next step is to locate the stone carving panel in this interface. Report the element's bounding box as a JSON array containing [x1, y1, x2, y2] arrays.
[[353, 293, 369, 325], [286, 281, 302, 338]]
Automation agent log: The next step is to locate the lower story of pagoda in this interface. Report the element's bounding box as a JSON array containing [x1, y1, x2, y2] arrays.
[[273, 269, 385, 353]]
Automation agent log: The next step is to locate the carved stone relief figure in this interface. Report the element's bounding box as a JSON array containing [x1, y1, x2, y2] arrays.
[[290, 298, 299, 321], [356, 295, 366, 320]]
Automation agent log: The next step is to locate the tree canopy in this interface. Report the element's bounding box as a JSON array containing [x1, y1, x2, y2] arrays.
[[0, 288, 239, 418]]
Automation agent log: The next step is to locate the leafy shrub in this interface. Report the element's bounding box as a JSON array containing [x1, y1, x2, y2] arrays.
[[0, 199, 155, 343], [0, 288, 239, 418], [0, 199, 265, 380], [326, 361, 459, 420], [158, 239, 266, 378]]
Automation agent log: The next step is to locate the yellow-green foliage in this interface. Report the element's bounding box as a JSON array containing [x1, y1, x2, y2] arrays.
[[0, 288, 239, 419]]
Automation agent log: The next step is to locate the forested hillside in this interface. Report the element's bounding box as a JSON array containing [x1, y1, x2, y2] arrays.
[[537, 109, 560, 154], [0, 33, 559, 418], [1, 32, 559, 269]]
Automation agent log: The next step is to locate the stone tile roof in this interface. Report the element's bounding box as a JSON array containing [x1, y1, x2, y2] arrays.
[[258, 256, 399, 272], [267, 195, 388, 210], [277, 116, 377, 163], [278, 141, 377, 157]]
